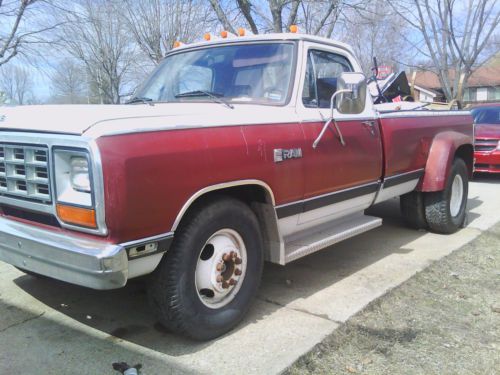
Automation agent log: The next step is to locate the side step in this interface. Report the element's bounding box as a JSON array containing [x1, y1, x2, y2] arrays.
[[284, 213, 382, 263]]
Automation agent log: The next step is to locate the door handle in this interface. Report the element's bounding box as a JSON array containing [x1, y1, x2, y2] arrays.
[[362, 121, 376, 136]]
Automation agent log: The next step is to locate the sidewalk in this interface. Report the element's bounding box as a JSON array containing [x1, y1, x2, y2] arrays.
[[287, 221, 500, 375]]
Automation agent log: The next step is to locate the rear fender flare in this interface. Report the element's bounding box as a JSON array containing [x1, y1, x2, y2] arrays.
[[419, 131, 473, 192]]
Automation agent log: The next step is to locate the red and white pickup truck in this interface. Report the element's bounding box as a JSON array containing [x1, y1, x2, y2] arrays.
[[0, 33, 473, 340]]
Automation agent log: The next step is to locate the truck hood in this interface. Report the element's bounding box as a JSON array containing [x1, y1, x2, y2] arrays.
[[475, 123, 500, 139], [0, 103, 296, 138]]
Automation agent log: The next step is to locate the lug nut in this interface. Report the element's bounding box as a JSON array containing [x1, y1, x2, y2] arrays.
[[230, 251, 236, 258], [234, 268, 242, 276], [216, 263, 224, 271], [223, 253, 232, 261], [229, 279, 236, 286], [235, 257, 242, 265], [216, 275, 223, 283], [222, 281, 229, 289]]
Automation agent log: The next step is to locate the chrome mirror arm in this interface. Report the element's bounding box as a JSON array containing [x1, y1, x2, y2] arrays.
[[313, 89, 352, 149]]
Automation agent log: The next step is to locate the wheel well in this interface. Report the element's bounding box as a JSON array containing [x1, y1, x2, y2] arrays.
[[175, 184, 281, 263], [455, 144, 473, 177]]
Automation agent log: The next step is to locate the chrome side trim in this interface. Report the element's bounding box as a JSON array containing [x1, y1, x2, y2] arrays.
[[120, 231, 174, 248], [378, 110, 471, 119], [383, 169, 424, 188], [372, 169, 424, 204], [275, 180, 380, 219], [0, 132, 107, 236], [95, 120, 298, 138], [171, 179, 276, 231], [120, 231, 174, 260], [300, 116, 376, 124]]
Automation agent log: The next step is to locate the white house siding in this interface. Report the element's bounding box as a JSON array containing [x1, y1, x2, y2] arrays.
[[419, 91, 434, 103], [477, 87, 488, 101]]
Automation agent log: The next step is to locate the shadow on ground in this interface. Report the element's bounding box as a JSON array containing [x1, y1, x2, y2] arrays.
[[13, 195, 484, 357]]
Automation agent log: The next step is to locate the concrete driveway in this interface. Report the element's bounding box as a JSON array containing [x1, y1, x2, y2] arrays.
[[1, 175, 499, 375]]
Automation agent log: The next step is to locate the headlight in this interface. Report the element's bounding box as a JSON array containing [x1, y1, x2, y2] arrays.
[[70, 157, 91, 192], [53, 149, 96, 228]]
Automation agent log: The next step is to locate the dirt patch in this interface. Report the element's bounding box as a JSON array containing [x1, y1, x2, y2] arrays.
[[287, 223, 500, 375]]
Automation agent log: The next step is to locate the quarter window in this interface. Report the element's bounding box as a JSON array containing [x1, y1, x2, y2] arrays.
[[302, 50, 353, 108]]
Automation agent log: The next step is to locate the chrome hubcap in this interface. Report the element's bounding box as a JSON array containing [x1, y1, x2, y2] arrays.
[[450, 174, 464, 217], [195, 229, 247, 309]]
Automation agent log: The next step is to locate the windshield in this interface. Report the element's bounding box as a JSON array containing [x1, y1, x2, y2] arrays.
[[471, 107, 500, 125], [135, 42, 295, 106]]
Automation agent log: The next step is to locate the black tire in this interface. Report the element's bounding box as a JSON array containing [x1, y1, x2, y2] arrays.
[[400, 191, 428, 229], [424, 158, 468, 234], [148, 197, 264, 340]]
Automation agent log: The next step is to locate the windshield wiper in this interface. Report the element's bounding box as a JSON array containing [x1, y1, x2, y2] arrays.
[[175, 90, 234, 109], [126, 96, 154, 105]]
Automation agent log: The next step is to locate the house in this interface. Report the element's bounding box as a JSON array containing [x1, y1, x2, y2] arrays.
[[412, 84, 441, 103], [409, 54, 500, 105]]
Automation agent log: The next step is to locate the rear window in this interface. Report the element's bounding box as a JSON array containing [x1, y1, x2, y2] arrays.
[[471, 107, 500, 125]]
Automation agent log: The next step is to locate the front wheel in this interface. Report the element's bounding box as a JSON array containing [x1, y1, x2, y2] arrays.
[[424, 158, 468, 234], [148, 197, 263, 340]]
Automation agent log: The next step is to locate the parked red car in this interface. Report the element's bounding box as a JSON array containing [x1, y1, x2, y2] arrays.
[[472, 103, 500, 173]]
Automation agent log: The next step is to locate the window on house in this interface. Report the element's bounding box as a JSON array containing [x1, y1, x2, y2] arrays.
[[487, 86, 500, 100], [464, 87, 477, 101]]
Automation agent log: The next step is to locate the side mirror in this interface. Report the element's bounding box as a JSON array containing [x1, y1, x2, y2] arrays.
[[335, 72, 367, 115]]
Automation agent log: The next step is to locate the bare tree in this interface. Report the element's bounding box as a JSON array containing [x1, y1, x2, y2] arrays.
[[339, 0, 410, 74], [0, 91, 7, 104], [49, 59, 88, 104], [208, 0, 345, 35], [389, 0, 500, 103], [0, 64, 34, 104], [120, 0, 212, 65], [58, 0, 138, 104], [0, 0, 61, 67]]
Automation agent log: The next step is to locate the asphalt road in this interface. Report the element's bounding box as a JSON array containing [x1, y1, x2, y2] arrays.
[[0, 175, 499, 375]]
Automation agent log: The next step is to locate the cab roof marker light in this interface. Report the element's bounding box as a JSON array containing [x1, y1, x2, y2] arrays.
[[290, 24, 298, 33], [173, 41, 184, 48], [203, 32, 211, 41], [220, 30, 237, 39], [238, 28, 246, 37]]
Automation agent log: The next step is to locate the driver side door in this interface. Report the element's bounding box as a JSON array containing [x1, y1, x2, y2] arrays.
[[296, 44, 383, 228]]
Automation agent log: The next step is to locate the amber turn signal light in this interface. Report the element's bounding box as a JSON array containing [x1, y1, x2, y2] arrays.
[[56, 204, 97, 228]]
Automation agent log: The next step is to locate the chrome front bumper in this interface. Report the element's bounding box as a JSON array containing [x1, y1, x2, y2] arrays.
[[0, 216, 128, 290]]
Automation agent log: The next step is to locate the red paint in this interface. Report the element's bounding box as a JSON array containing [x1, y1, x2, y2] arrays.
[[378, 114, 473, 191], [474, 125, 500, 174], [300, 120, 383, 198], [95, 113, 473, 243], [419, 131, 473, 191], [97, 124, 305, 243]]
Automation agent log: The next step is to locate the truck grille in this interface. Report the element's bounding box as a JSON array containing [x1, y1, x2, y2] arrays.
[[475, 139, 498, 152], [0, 143, 51, 203]]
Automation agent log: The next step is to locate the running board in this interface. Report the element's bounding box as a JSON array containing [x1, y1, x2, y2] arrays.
[[284, 214, 382, 263]]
